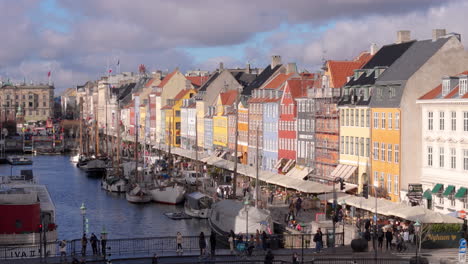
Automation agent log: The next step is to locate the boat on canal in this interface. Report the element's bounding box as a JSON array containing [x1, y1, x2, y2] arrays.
[[149, 178, 185, 205], [7, 156, 33, 165], [101, 167, 128, 193], [184, 191, 213, 219], [0, 172, 57, 260], [85, 158, 108, 178], [126, 184, 152, 203]]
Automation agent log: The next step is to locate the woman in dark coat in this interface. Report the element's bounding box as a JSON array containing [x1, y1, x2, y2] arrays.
[[199, 232, 206, 256]]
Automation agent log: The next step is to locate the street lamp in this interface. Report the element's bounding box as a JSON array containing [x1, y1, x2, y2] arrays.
[[80, 203, 86, 235], [340, 200, 346, 246], [244, 196, 250, 236], [414, 220, 421, 262], [101, 226, 108, 258]]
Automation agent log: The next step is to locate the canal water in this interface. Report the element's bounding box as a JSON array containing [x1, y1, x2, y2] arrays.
[[1, 155, 210, 240]]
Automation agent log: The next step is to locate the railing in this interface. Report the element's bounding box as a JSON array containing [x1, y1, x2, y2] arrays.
[[0, 233, 345, 260]]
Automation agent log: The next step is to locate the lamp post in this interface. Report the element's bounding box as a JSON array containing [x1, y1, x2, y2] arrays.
[[414, 220, 421, 263], [101, 226, 108, 258], [244, 196, 250, 236], [340, 200, 346, 246], [80, 203, 86, 235]]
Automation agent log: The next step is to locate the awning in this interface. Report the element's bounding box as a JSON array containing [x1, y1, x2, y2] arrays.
[[443, 185, 455, 196], [423, 189, 432, 200], [274, 159, 284, 169], [455, 187, 468, 199], [432, 183, 443, 193], [285, 166, 311, 180], [330, 164, 357, 180], [282, 159, 295, 173]]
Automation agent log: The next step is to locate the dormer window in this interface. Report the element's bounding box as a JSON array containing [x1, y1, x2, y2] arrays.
[[442, 79, 450, 96], [460, 78, 468, 96], [322, 75, 329, 89]]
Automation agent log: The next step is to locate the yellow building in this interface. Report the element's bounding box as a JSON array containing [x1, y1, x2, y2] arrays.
[[162, 89, 196, 147], [370, 108, 401, 202], [212, 90, 237, 148]]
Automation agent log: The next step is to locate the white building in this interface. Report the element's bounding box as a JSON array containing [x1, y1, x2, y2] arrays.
[[417, 72, 468, 214]]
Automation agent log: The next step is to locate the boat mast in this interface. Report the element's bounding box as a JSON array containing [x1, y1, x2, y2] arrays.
[[134, 96, 140, 183], [117, 100, 121, 174], [79, 98, 83, 155], [95, 106, 99, 156], [195, 110, 199, 189]]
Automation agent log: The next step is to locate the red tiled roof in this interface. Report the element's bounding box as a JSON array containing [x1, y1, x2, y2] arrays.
[[158, 70, 177, 88], [327, 61, 363, 88], [444, 86, 459, 99], [145, 78, 156, 88], [419, 70, 468, 100], [174, 89, 194, 100], [285, 78, 315, 99], [186, 76, 210, 87], [264, 73, 294, 89], [354, 51, 373, 67], [220, 90, 238, 106], [161, 105, 172, 110]]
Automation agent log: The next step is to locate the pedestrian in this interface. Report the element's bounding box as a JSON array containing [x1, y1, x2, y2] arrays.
[[255, 230, 261, 248], [264, 249, 274, 264], [385, 228, 393, 250], [269, 191, 274, 204], [261, 231, 268, 251], [101, 233, 107, 256], [152, 253, 158, 264], [247, 234, 255, 256], [377, 227, 384, 250], [295, 196, 302, 216], [176, 232, 183, 254], [408, 223, 415, 244], [292, 252, 299, 264], [210, 232, 216, 256], [59, 240, 67, 261], [313, 228, 323, 253], [81, 234, 88, 256], [199, 232, 206, 256], [228, 232, 234, 254], [90, 233, 98, 255]]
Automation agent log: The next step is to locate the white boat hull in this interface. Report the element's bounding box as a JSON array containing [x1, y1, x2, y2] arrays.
[[125, 192, 152, 203], [184, 204, 211, 219], [70, 154, 80, 163], [101, 178, 128, 193], [150, 185, 185, 205]]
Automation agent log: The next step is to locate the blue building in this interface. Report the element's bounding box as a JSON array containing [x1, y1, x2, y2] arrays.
[[262, 90, 282, 172]]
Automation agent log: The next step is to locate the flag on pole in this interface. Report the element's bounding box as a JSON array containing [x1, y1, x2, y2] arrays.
[[108, 69, 112, 73], [47, 71, 51, 77]]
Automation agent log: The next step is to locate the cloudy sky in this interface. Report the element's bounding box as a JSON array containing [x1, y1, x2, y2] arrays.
[[1, 0, 467, 92]]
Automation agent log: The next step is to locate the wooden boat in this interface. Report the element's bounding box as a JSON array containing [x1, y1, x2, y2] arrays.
[[164, 212, 192, 220], [184, 192, 213, 219], [7, 156, 33, 166], [149, 180, 185, 205], [126, 184, 151, 203]]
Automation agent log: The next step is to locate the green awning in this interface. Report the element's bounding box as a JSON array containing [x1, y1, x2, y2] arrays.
[[423, 189, 432, 200], [432, 184, 443, 193], [443, 185, 455, 196], [455, 187, 468, 199]]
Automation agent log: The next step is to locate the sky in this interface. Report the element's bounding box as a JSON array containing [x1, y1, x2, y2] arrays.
[[0, 0, 468, 93]]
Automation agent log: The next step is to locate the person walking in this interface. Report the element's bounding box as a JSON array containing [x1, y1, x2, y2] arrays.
[[152, 253, 158, 264], [101, 233, 107, 256], [264, 249, 274, 264], [81, 234, 88, 256], [90, 233, 98, 255], [292, 252, 299, 264], [199, 232, 206, 257], [377, 227, 384, 250], [255, 230, 261, 249], [261, 231, 268, 251], [209, 232, 216, 257], [59, 240, 67, 261], [313, 228, 323, 253], [295, 197, 302, 216], [228, 232, 234, 254], [176, 232, 183, 255], [385, 228, 393, 250]]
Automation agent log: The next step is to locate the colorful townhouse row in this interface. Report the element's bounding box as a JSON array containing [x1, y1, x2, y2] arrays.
[[74, 29, 468, 213]]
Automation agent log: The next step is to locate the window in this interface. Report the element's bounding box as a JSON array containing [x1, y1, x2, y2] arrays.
[[439, 147, 445, 168], [355, 137, 359, 156], [451, 111, 457, 131], [389, 87, 396, 98], [387, 174, 392, 192], [388, 144, 392, 162], [381, 143, 386, 161], [427, 146, 433, 167], [442, 79, 450, 96], [373, 142, 379, 160], [374, 172, 378, 187], [366, 109, 370, 127], [350, 137, 354, 155], [395, 144, 399, 163], [360, 109, 364, 127], [388, 113, 392, 129], [465, 112, 468, 131], [439, 111, 445, 131], [451, 148, 457, 169], [350, 109, 354, 126], [346, 109, 349, 126], [381, 113, 386, 129], [360, 138, 364, 156], [461, 78, 468, 95], [340, 110, 344, 126], [355, 109, 359, 127], [366, 138, 370, 157], [380, 172, 385, 188], [340, 136, 344, 154], [394, 175, 399, 195], [395, 113, 400, 129], [428, 112, 433, 130], [373, 112, 379, 129], [345, 136, 349, 154], [464, 149, 468, 171], [175, 110, 180, 117]]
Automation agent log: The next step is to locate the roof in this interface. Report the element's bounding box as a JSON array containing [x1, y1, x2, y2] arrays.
[[328, 61, 365, 88], [231, 71, 258, 87], [418, 71, 468, 100], [362, 41, 415, 69], [158, 70, 177, 88], [161, 105, 173, 110], [285, 79, 311, 99], [263, 73, 294, 89], [186, 75, 210, 88], [198, 72, 219, 92], [220, 90, 238, 106], [144, 78, 156, 88], [242, 64, 282, 96], [174, 89, 194, 101], [370, 37, 452, 108]]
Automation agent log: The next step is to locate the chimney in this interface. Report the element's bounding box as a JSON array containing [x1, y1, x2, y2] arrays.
[[286, 63, 297, 74], [271, 55, 282, 68], [245, 63, 251, 73], [396, 30, 411, 44], [370, 43, 378, 56], [219, 62, 224, 72], [432, 29, 446, 41]]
